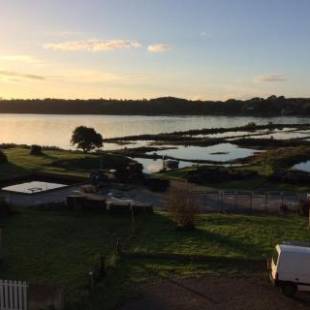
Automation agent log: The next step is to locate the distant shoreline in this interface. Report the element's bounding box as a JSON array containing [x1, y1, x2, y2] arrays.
[[1, 96, 310, 116]]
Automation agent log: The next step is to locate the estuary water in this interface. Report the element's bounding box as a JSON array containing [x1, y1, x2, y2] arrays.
[[1, 114, 310, 149]]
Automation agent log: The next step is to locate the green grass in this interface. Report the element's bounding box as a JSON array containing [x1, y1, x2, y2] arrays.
[[129, 212, 310, 258], [1, 208, 309, 308], [0, 146, 131, 180]]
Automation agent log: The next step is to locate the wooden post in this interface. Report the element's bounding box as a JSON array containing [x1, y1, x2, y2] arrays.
[[88, 271, 94, 291], [250, 192, 253, 212], [100, 255, 106, 276], [220, 191, 224, 213], [0, 229, 2, 261], [115, 239, 121, 255]]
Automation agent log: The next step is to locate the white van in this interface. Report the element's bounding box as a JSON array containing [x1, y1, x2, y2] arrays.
[[270, 241, 310, 297]]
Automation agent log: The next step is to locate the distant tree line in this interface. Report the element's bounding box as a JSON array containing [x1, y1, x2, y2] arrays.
[[1, 95, 310, 116]]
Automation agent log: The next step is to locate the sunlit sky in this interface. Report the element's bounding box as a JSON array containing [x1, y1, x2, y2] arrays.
[[1, 0, 310, 100]]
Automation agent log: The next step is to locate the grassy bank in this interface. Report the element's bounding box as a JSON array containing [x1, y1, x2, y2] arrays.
[[159, 146, 310, 192], [0, 208, 309, 308], [0, 146, 133, 181]]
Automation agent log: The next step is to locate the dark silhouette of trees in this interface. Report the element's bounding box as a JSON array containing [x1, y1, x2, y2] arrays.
[[71, 126, 103, 153], [0, 96, 310, 116]]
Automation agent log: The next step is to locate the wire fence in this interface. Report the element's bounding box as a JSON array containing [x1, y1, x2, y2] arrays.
[[191, 190, 307, 213]]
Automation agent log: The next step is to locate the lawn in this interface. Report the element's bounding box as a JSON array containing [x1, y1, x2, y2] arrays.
[[0, 146, 132, 180], [0, 207, 309, 308]]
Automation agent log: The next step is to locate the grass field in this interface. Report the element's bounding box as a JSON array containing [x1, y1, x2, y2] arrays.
[[1, 207, 309, 308], [0, 146, 132, 180]]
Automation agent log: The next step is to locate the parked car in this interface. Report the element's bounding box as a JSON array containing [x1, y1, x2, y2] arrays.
[[269, 241, 310, 297]]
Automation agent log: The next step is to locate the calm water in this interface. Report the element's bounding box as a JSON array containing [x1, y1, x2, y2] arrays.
[[1, 114, 310, 149], [153, 143, 259, 162]]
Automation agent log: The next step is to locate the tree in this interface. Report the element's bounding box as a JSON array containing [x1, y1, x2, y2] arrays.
[[167, 184, 198, 231], [71, 126, 103, 153]]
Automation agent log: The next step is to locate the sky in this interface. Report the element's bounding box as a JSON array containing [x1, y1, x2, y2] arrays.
[[0, 0, 310, 100]]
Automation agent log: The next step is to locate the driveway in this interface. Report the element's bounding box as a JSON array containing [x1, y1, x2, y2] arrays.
[[121, 276, 310, 310]]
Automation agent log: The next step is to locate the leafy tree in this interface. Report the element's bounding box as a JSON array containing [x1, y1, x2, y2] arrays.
[[71, 126, 103, 153]]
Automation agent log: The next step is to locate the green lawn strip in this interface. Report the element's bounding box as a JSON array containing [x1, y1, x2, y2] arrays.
[[128, 213, 310, 259], [0, 147, 131, 180]]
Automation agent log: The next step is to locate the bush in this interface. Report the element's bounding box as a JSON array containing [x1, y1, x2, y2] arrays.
[[0, 150, 7, 164], [167, 184, 198, 230], [0, 197, 11, 217], [30, 145, 43, 155]]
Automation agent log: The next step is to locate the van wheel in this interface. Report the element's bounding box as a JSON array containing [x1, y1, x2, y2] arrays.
[[281, 283, 297, 297]]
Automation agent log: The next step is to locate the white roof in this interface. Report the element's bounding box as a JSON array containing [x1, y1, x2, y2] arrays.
[[278, 243, 310, 255]]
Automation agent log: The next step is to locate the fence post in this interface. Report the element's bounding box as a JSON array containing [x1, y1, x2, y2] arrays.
[[250, 192, 253, 212], [220, 191, 224, 212]]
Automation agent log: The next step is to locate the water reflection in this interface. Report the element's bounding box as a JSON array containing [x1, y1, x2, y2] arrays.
[[1, 114, 310, 149], [153, 143, 258, 162]]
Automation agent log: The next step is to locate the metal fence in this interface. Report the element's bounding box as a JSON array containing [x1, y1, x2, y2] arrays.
[[192, 190, 306, 213], [0, 280, 28, 310]]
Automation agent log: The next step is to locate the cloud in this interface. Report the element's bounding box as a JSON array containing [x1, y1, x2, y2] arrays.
[[255, 74, 287, 83], [44, 39, 142, 52], [0, 55, 40, 64], [0, 70, 45, 81], [147, 43, 172, 53]]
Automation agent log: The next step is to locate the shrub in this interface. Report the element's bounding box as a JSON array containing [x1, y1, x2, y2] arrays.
[[0, 197, 11, 217], [167, 184, 198, 230], [0, 150, 7, 164], [30, 144, 43, 155], [245, 122, 257, 131]]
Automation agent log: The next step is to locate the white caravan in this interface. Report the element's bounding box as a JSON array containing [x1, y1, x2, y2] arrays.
[[270, 241, 310, 297]]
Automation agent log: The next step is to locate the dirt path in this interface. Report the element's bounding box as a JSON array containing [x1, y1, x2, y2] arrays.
[[121, 276, 310, 310]]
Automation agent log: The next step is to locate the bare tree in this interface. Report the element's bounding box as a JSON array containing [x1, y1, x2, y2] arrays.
[[167, 183, 198, 231]]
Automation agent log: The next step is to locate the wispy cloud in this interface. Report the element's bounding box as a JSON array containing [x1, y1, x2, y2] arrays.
[[44, 39, 142, 52], [255, 74, 287, 83], [0, 70, 45, 81], [0, 55, 40, 64], [147, 43, 172, 53]]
